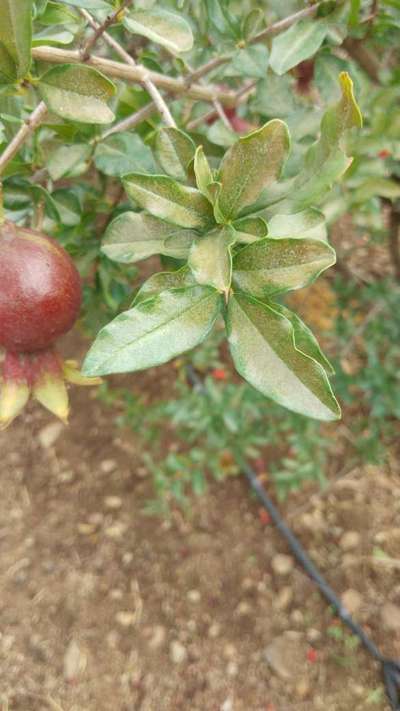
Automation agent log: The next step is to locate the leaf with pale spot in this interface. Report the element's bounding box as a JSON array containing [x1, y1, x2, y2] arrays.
[[39, 64, 116, 124], [189, 226, 235, 292], [233, 237, 335, 297], [226, 293, 340, 421], [154, 127, 195, 181], [101, 211, 197, 264], [82, 286, 221, 376], [123, 174, 214, 229], [123, 9, 193, 53], [216, 120, 290, 220]]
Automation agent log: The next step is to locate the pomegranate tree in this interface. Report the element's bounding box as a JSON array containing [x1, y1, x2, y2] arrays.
[[0, 221, 99, 429]]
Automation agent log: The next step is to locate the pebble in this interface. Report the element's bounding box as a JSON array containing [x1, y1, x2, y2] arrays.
[[341, 588, 363, 615], [264, 631, 305, 680], [63, 640, 86, 682], [170, 640, 187, 664], [296, 678, 310, 699], [105, 522, 127, 538], [101, 459, 117, 474], [340, 531, 361, 550], [271, 554, 294, 576], [115, 611, 136, 627], [38, 421, 64, 449], [148, 625, 166, 650], [104, 496, 122, 510], [226, 661, 238, 677], [235, 601, 252, 616], [187, 589, 201, 603], [208, 623, 221, 639], [307, 628, 321, 643], [381, 602, 400, 631], [223, 643, 236, 659], [273, 585, 293, 611]]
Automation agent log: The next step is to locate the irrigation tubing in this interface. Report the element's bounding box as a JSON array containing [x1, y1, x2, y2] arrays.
[[186, 365, 400, 710]]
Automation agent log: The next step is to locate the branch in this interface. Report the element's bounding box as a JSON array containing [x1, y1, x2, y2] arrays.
[[80, 0, 133, 61], [251, 2, 323, 43], [31, 46, 237, 107], [342, 37, 381, 83], [80, 8, 176, 127], [0, 101, 48, 176]]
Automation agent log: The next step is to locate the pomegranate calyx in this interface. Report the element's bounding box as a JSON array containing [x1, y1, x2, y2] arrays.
[[0, 348, 101, 429]]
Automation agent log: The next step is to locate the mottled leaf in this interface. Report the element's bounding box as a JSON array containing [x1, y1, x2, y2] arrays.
[[226, 45, 269, 79], [123, 173, 214, 229], [124, 9, 193, 53], [233, 238, 335, 297], [189, 226, 235, 292], [101, 211, 197, 263], [0, 0, 32, 84], [193, 145, 214, 200], [267, 209, 327, 241], [216, 120, 290, 220], [94, 132, 155, 177], [39, 64, 116, 124], [226, 293, 340, 420], [47, 143, 91, 180], [83, 286, 221, 376], [133, 267, 195, 306], [154, 127, 195, 181], [233, 216, 268, 243]]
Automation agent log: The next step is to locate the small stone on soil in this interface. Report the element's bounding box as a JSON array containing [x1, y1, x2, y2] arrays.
[[271, 554, 294, 576], [340, 531, 361, 550], [169, 640, 187, 664]]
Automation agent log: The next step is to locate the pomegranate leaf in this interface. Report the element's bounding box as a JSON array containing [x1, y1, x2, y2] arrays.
[[82, 286, 221, 376], [102, 211, 197, 264], [123, 9, 193, 53], [216, 120, 290, 221], [270, 19, 329, 76], [123, 174, 215, 229], [0, 0, 32, 84], [232, 217, 268, 244], [232, 238, 335, 298], [226, 293, 340, 421], [38, 64, 116, 124], [189, 226, 235, 293], [154, 128, 196, 182], [133, 267, 195, 307]]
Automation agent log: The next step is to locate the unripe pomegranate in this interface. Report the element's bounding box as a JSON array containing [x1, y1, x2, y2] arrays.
[[0, 221, 100, 429]]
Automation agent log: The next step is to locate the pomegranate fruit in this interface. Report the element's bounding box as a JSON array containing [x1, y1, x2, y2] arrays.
[[0, 220, 100, 429]]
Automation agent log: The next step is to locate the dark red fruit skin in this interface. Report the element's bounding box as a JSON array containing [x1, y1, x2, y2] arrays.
[[0, 221, 82, 353]]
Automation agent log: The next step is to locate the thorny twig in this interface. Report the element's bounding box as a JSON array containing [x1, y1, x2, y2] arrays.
[[80, 0, 133, 61]]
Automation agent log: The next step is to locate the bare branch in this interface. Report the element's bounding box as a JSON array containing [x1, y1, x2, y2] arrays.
[[80, 8, 176, 127], [31, 46, 237, 107], [0, 101, 48, 176], [80, 0, 133, 61], [251, 2, 323, 43]]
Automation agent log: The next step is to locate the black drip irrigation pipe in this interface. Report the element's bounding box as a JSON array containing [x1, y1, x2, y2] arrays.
[[186, 365, 400, 710]]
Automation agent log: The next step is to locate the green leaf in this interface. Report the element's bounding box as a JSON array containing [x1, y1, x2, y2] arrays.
[[216, 120, 290, 221], [154, 127, 195, 181], [269, 18, 329, 76], [94, 132, 155, 177], [233, 237, 335, 297], [123, 9, 193, 53], [352, 177, 400, 203], [32, 27, 75, 46], [267, 210, 327, 241], [189, 226, 235, 293], [242, 8, 264, 41], [38, 64, 116, 124], [123, 173, 214, 229], [226, 45, 269, 79], [0, 0, 32, 84], [82, 286, 221, 376], [133, 267, 195, 306], [59, 0, 111, 8], [47, 143, 91, 180], [270, 302, 335, 375], [232, 216, 268, 243], [101, 211, 197, 264], [193, 145, 214, 200], [52, 188, 81, 226], [226, 293, 340, 421]]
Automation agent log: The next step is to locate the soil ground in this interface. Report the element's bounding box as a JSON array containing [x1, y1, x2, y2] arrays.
[[1, 328, 399, 711]]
